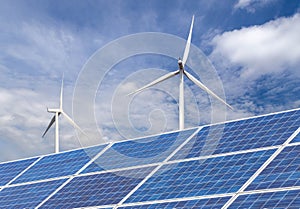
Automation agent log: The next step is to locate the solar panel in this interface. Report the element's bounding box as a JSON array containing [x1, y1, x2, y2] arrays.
[[171, 109, 300, 160], [81, 128, 196, 173], [0, 157, 38, 186], [229, 189, 300, 208], [12, 144, 106, 184], [119, 196, 231, 208], [124, 149, 275, 203], [0, 108, 299, 208], [40, 166, 155, 208], [0, 179, 66, 208], [246, 145, 300, 191]]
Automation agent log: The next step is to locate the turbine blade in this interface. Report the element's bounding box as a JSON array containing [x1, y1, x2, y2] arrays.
[[61, 111, 87, 136], [42, 115, 56, 137], [128, 70, 180, 96], [182, 15, 194, 67], [60, 74, 64, 110], [184, 71, 233, 110]]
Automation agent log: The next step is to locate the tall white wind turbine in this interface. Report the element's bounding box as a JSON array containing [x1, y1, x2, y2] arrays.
[[42, 77, 85, 153], [128, 15, 233, 130]]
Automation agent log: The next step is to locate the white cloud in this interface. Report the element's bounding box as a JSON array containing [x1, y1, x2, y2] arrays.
[[211, 13, 300, 81], [234, 0, 253, 9], [0, 83, 83, 162], [234, 0, 276, 12]]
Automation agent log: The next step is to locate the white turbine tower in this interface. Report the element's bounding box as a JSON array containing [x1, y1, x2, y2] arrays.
[[42, 77, 85, 153], [129, 15, 233, 130]]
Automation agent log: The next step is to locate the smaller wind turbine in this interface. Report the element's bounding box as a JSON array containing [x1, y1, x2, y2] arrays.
[[128, 15, 233, 130], [42, 77, 85, 153]]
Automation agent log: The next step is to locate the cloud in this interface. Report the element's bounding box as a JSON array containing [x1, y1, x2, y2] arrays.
[[209, 13, 300, 117], [234, 0, 276, 12], [211, 13, 300, 81], [0, 77, 84, 162]]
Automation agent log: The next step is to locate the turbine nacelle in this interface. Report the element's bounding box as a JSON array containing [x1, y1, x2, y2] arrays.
[[47, 108, 61, 113], [178, 58, 184, 70]]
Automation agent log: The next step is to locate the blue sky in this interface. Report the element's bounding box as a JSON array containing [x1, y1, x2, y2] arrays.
[[0, 0, 299, 162]]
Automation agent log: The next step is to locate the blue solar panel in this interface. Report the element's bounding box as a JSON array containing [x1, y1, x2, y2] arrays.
[[172, 109, 300, 160], [246, 145, 300, 191], [40, 166, 155, 208], [12, 145, 106, 184], [291, 132, 300, 143], [119, 196, 231, 209], [82, 129, 196, 174], [125, 149, 275, 203], [0, 179, 66, 208], [229, 189, 300, 208], [0, 157, 38, 186]]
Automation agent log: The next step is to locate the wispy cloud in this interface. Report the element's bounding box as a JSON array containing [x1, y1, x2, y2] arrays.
[[234, 0, 276, 12]]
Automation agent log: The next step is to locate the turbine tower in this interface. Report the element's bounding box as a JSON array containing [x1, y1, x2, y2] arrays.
[[42, 77, 85, 153], [128, 15, 233, 130]]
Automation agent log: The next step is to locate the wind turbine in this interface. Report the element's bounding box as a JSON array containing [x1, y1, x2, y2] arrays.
[[42, 77, 85, 153], [128, 15, 233, 130]]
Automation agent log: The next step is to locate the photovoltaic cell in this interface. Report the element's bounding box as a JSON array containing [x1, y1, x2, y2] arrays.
[[229, 189, 300, 208], [291, 132, 300, 143], [81, 129, 196, 174], [246, 145, 300, 191], [0, 179, 66, 208], [172, 109, 300, 160], [12, 144, 106, 184], [119, 196, 231, 209], [0, 157, 38, 186], [41, 166, 155, 208], [125, 149, 275, 203]]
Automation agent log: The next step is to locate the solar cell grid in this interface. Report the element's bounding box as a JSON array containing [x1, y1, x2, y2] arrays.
[[12, 144, 106, 184], [82, 129, 196, 174], [172, 109, 300, 160], [229, 189, 300, 208], [246, 145, 300, 191], [119, 196, 231, 209], [0, 157, 38, 186], [41, 166, 155, 208], [125, 149, 275, 203], [0, 179, 66, 208]]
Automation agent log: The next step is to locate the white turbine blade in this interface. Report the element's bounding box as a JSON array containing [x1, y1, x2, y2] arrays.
[[128, 70, 180, 96], [182, 15, 194, 67], [60, 74, 64, 110], [61, 111, 88, 136], [184, 71, 233, 110]]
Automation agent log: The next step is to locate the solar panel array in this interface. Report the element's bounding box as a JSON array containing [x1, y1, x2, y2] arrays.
[[0, 108, 299, 208]]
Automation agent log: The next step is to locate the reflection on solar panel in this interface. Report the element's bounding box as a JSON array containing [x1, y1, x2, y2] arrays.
[[82, 129, 196, 173], [0, 108, 299, 208]]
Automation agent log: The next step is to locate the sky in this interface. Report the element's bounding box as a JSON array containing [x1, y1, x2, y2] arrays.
[[0, 0, 299, 162]]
